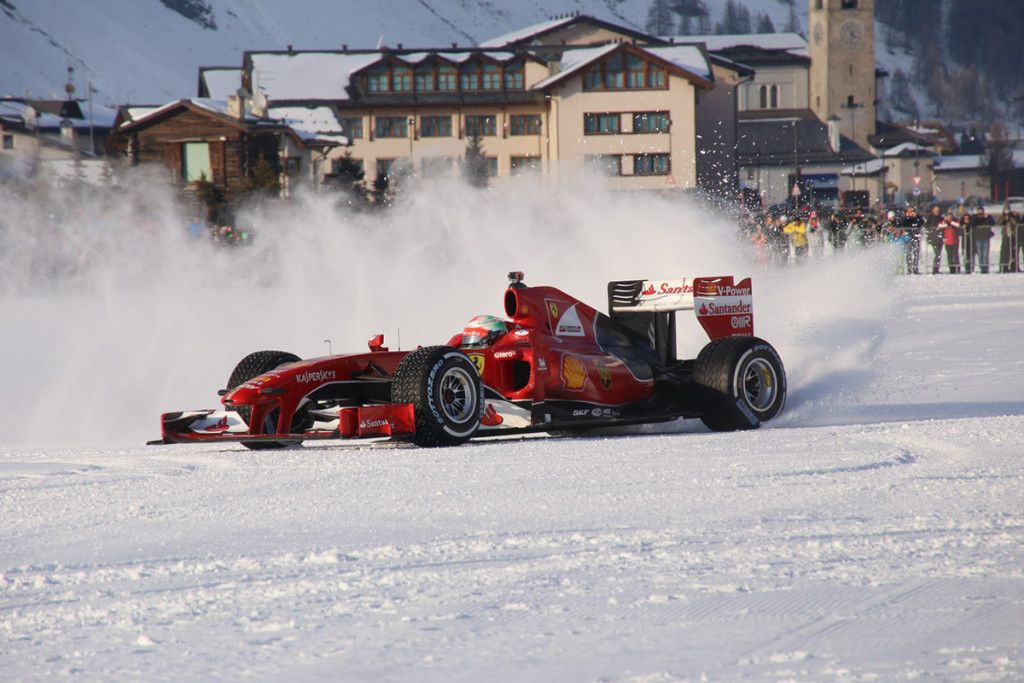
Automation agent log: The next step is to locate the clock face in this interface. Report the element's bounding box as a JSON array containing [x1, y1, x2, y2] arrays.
[[812, 22, 824, 46], [839, 20, 865, 49]]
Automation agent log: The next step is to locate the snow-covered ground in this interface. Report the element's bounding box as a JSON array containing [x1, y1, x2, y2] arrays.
[[2, 174, 1023, 680]]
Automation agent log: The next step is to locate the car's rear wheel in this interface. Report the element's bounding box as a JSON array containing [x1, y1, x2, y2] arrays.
[[226, 350, 302, 450], [391, 346, 484, 447], [693, 336, 786, 432]]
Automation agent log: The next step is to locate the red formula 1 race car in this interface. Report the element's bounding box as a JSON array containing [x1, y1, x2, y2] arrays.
[[150, 272, 786, 449]]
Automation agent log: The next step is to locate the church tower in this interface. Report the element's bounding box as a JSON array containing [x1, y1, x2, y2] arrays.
[[808, 0, 876, 150]]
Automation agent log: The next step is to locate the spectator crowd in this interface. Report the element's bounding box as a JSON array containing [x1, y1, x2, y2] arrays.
[[741, 203, 1024, 274]]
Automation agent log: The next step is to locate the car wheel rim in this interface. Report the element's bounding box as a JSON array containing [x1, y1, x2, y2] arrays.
[[742, 358, 777, 412], [439, 367, 476, 424]]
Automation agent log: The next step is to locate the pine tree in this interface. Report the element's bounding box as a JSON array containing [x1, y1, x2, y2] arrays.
[[243, 153, 279, 199], [325, 148, 368, 208], [785, 0, 800, 34], [645, 0, 676, 36], [463, 132, 490, 189], [756, 13, 775, 34]]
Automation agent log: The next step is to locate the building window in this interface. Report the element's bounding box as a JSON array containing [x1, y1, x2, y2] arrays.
[[584, 113, 620, 134], [366, 66, 390, 93], [2, 134, 13, 150], [415, 64, 436, 91], [460, 64, 480, 91], [376, 158, 396, 180], [465, 114, 497, 136], [633, 153, 670, 176], [481, 63, 502, 90], [392, 67, 412, 92], [438, 67, 457, 91], [504, 63, 525, 90], [841, 0, 858, 8], [510, 156, 540, 175], [340, 117, 363, 139], [509, 114, 542, 135], [421, 157, 454, 177], [585, 53, 665, 90], [182, 142, 212, 182], [816, 0, 823, 8], [585, 154, 621, 176], [759, 85, 768, 109], [770, 84, 779, 109], [420, 115, 452, 137], [374, 116, 408, 138], [633, 111, 670, 133]]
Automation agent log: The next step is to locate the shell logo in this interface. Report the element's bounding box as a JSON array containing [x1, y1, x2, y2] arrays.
[[561, 355, 588, 391]]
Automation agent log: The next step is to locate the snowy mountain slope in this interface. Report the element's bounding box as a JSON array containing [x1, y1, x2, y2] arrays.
[[2, 0, 919, 111]]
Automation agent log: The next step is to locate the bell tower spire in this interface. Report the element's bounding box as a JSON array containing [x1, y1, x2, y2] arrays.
[[808, 0, 876, 149]]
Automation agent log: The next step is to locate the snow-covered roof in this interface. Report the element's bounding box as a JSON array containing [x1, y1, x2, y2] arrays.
[[249, 50, 522, 101], [644, 45, 713, 81], [933, 154, 984, 172], [881, 142, 932, 157], [201, 68, 242, 99], [250, 53, 381, 102], [0, 99, 117, 129], [681, 32, 808, 56], [529, 44, 619, 90], [480, 16, 576, 48], [124, 98, 277, 129], [268, 106, 342, 135], [842, 158, 885, 175]]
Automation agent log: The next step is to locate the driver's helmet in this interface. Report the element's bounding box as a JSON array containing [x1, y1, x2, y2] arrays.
[[461, 315, 508, 348]]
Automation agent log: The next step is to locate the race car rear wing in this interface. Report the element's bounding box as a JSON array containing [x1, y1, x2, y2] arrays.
[[608, 277, 754, 363]]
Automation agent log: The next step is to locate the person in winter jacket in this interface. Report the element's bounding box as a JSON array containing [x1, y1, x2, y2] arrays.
[[960, 213, 974, 273], [925, 205, 944, 273], [900, 205, 925, 274], [783, 214, 810, 263], [972, 206, 996, 274], [998, 209, 1019, 273], [941, 212, 961, 273]]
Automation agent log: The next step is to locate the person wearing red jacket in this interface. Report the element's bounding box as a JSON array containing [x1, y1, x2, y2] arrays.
[[941, 213, 962, 274]]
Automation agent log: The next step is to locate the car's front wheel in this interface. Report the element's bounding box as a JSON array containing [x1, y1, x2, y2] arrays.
[[391, 346, 484, 447], [226, 350, 303, 449]]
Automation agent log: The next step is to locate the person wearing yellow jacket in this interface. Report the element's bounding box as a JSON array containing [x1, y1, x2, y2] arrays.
[[783, 214, 809, 263]]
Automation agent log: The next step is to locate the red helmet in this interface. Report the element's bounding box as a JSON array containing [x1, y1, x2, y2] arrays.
[[461, 315, 508, 348]]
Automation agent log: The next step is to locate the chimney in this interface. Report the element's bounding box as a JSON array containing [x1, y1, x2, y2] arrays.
[[227, 87, 250, 120], [827, 116, 841, 154]]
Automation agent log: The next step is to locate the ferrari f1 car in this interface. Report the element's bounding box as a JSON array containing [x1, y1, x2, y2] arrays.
[[151, 272, 786, 448]]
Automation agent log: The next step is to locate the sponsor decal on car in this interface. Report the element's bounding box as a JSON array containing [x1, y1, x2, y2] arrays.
[[493, 350, 517, 359], [360, 418, 389, 429], [295, 370, 336, 383], [561, 354, 588, 391], [555, 304, 585, 337], [468, 353, 486, 375], [697, 299, 752, 316], [514, 329, 529, 337], [202, 416, 229, 433], [641, 280, 693, 297], [594, 359, 612, 389], [547, 301, 559, 318]]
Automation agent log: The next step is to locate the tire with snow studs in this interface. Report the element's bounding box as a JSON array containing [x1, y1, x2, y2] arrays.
[[226, 350, 302, 450], [391, 346, 484, 447], [693, 336, 786, 432]]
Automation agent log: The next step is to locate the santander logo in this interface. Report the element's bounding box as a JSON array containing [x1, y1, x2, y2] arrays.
[[642, 281, 693, 297]]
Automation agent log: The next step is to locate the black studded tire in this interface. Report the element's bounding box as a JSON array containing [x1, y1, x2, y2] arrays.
[[391, 346, 485, 447], [693, 336, 786, 432], [226, 350, 302, 450]]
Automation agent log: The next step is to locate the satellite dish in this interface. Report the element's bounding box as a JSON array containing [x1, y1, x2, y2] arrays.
[[251, 90, 267, 113]]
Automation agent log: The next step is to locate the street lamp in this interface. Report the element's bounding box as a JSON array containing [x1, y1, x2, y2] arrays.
[[842, 97, 866, 192]]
